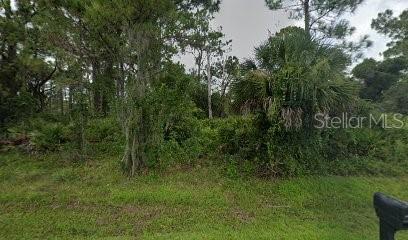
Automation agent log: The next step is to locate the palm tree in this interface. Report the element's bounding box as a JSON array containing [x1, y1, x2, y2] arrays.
[[232, 27, 357, 131]]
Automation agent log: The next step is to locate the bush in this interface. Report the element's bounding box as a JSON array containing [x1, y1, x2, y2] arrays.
[[86, 117, 122, 143], [0, 92, 37, 133], [205, 116, 266, 176], [321, 117, 408, 176], [3, 117, 71, 152], [30, 122, 71, 152], [216, 116, 264, 160], [323, 128, 380, 159], [211, 112, 408, 177], [146, 119, 218, 169]]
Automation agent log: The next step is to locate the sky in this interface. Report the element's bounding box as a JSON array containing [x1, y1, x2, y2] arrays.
[[344, 0, 407, 59], [179, 0, 407, 69], [213, 0, 295, 60]]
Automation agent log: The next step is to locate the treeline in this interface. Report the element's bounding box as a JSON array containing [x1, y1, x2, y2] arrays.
[[1, 1, 408, 177]]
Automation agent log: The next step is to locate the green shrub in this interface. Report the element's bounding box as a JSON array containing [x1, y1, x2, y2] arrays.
[[211, 113, 408, 177], [370, 127, 408, 162], [30, 122, 70, 151], [215, 116, 264, 159], [321, 117, 408, 176], [323, 128, 380, 159], [86, 117, 122, 143], [6, 117, 73, 153], [0, 92, 37, 133], [146, 119, 217, 169], [207, 116, 267, 176], [152, 140, 189, 168]]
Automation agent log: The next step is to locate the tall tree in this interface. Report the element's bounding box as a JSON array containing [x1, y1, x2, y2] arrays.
[[233, 27, 355, 129], [371, 9, 408, 113], [179, 1, 230, 119], [372, 9, 408, 61], [213, 55, 240, 116], [352, 58, 406, 101], [82, 0, 219, 175], [180, 0, 221, 79], [232, 27, 357, 175], [0, 0, 59, 126], [204, 31, 230, 119], [382, 77, 408, 115], [80, 0, 172, 175], [265, 0, 365, 40]]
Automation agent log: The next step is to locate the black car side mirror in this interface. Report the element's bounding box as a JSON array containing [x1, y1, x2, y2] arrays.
[[374, 192, 408, 240]]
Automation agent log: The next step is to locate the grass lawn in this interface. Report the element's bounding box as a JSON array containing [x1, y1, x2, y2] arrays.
[[1, 151, 408, 239]]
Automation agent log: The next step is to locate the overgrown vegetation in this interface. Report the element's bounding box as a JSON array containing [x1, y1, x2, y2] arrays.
[[1, 1, 408, 178], [2, 0, 408, 238]]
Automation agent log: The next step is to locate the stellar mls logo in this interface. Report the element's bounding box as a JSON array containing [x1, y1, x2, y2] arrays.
[[314, 113, 405, 129]]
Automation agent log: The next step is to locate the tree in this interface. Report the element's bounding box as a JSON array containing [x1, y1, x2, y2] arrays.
[[372, 9, 408, 60], [204, 31, 231, 119], [352, 57, 406, 101], [84, 0, 172, 175], [45, 0, 117, 117], [264, 0, 369, 49], [352, 9, 408, 103], [233, 27, 356, 130], [180, 1, 221, 79], [81, 0, 220, 175], [0, 0, 58, 127], [232, 27, 357, 175], [31, 0, 224, 174], [382, 78, 408, 115], [370, 9, 408, 113], [213, 55, 240, 116], [179, 1, 230, 119]]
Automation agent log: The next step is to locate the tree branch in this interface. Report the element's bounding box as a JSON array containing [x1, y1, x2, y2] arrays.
[[39, 61, 58, 87], [310, 5, 336, 27]]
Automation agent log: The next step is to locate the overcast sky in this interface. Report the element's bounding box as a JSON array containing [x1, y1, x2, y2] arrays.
[[179, 0, 408, 69]]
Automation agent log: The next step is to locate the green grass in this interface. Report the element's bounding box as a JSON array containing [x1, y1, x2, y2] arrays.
[[1, 151, 408, 239]]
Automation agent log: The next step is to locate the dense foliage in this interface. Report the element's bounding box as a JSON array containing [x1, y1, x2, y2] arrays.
[[1, 1, 408, 179]]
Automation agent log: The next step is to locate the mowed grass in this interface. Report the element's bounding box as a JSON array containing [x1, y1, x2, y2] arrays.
[[1, 152, 408, 239]]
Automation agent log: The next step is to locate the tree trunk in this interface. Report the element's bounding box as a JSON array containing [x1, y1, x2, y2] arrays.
[[116, 62, 126, 101], [92, 62, 102, 115], [303, 0, 311, 36], [68, 86, 73, 112], [206, 50, 213, 119], [220, 59, 228, 117], [197, 51, 203, 79], [79, 106, 86, 158], [59, 88, 64, 115], [121, 90, 147, 177], [79, 83, 87, 158], [101, 61, 114, 116], [220, 86, 227, 117], [122, 120, 141, 177], [121, 35, 150, 176], [2, 1, 20, 96]]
